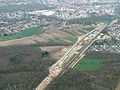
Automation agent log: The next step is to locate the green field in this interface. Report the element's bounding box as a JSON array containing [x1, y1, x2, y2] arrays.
[[65, 35, 78, 42], [99, 20, 111, 24], [74, 58, 104, 71], [0, 26, 42, 41]]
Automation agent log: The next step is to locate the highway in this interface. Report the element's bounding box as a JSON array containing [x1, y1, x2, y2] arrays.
[[35, 20, 118, 90]]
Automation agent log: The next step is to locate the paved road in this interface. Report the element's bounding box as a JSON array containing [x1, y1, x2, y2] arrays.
[[36, 20, 118, 90]]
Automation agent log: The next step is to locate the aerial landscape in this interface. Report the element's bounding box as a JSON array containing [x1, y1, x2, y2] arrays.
[[0, 0, 120, 90]]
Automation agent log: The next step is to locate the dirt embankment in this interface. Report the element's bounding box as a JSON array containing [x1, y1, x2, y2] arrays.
[[115, 81, 120, 90]]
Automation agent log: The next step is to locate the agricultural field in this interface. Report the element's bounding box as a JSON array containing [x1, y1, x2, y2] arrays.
[[74, 58, 103, 71], [0, 25, 96, 46], [0, 26, 42, 41]]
